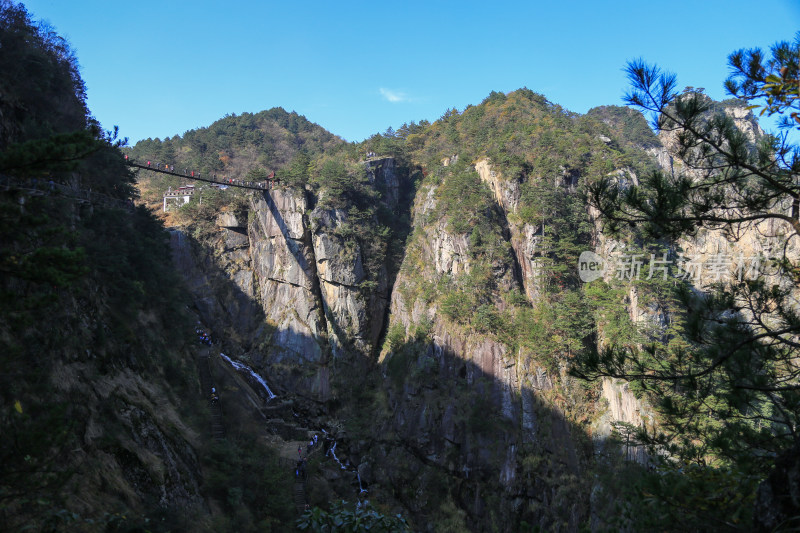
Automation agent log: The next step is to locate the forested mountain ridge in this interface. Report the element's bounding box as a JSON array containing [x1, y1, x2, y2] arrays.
[[126, 108, 344, 212], [130, 107, 343, 172], [146, 73, 800, 530]]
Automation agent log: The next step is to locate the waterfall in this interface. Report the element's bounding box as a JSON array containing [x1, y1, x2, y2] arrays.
[[219, 352, 276, 399], [328, 442, 347, 470], [325, 440, 367, 493]]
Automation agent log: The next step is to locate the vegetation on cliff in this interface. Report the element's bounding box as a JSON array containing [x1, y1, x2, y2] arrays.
[[576, 36, 800, 530], [0, 3, 296, 531], [126, 108, 344, 209]]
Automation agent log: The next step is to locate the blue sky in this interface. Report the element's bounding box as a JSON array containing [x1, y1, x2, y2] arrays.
[[20, 0, 800, 145]]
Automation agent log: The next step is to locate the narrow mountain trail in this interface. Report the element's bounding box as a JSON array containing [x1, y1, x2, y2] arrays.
[[278, 426, 327, 515], [196, 347, 225, 440], [294, 478, 308, 514]]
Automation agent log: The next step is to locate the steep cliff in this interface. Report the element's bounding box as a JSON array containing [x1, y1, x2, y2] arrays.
[[170, 154, 405, 397], [377, 159, 591, 530], [249, 187, 331, 397], [0, 5, 295, 529]]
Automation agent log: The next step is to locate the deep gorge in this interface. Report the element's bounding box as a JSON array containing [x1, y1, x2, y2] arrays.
[[2, 3, 799, 530]]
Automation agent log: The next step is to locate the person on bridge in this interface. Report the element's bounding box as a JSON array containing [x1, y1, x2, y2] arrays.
[[147, 161, 151, 167]]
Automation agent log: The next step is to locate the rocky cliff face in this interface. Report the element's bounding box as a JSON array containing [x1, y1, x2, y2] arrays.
[[248, 188, 331, 398], [58, 362, 205, 516], [585, 99, 800, 476], [170, 223, 265, 350], [0, 184, 215, 530], [176, 158, 401, 402], [652, 103, 798, 292], [474, 157, 546, 301], [310, 204, 389, 359]]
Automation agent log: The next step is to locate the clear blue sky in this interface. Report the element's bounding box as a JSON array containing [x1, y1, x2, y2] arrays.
[[19, 0, 800, 145]]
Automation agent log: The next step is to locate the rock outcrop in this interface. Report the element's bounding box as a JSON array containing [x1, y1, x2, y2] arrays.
[[246, 188, 330, 398], [173, 159, 401, 401]]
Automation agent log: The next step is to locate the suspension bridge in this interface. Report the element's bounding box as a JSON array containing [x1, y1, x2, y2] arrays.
[[125, 159, 279, 191]]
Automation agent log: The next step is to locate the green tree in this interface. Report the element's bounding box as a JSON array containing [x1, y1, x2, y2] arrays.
[[281, 152, 312, 187], [245, 166, 268, 181], [576, 36, 800, 529], [0, 0, 87, 147], [297, 500, 409, 532], [726, 34, 800, 130]]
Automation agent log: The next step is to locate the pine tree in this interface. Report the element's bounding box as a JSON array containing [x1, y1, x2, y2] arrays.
[[574, 35, 800, 529]]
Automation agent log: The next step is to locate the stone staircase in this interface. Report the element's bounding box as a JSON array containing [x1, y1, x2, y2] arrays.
[[293, 479, 307, 515], [274, 425, 327, 516], [293, 434, 328, 515], [210, 404, 224, 440], [197, 352, 225, 440]]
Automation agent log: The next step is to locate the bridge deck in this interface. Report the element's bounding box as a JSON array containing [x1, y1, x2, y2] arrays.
[[127, 162, 277, 191]]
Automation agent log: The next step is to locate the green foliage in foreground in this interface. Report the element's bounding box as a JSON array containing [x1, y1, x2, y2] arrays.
[[580, 36, 800, 467], [297, 500, 409, 532]]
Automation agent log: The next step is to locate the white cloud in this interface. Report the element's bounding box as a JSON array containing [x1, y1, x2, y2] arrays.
[[379, 88, 409, 103]]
